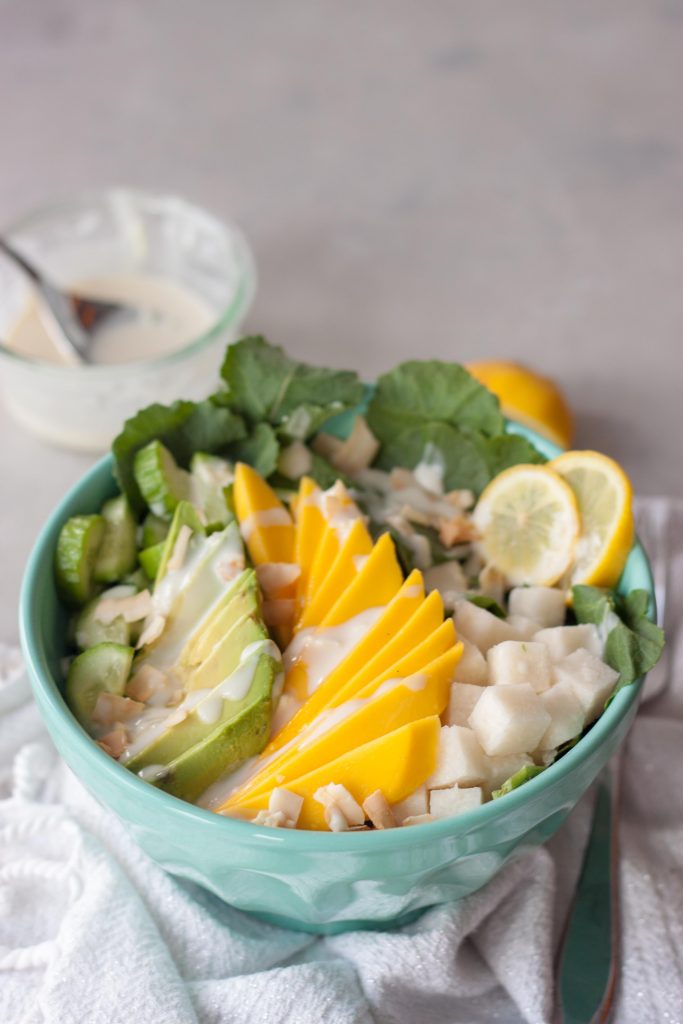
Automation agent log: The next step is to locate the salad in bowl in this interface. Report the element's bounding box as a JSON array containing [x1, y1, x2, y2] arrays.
[[50, 337, 664, 835]]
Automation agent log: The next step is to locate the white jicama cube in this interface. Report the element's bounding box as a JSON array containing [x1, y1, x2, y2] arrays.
[[468, 683, 551, 756], [506, 615, 540, 642], [538, 681, 586, 750], [553, 649, 620, 722], [392, 785, 428, 823], [444, 682, 485, 727], [508, 586, 567, 628], [486, 752, 534, 791], [534, 624, 602, 662], [453, 636, 489, 685], [429, 786, 483, 819], [428, 725, 488, 788], [487, 640, 552, 693], [453, 600, 518, 654]]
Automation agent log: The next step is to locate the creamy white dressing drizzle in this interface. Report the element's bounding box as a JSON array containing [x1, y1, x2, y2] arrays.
[[283, 606, 383, 696], [240, 508, 291, 542], [138, 764, 169, 782], [413, 443, 446, 496]]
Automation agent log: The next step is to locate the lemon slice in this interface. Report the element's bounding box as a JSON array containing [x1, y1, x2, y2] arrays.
[[550, 450, 634, 587], [466, 361, 574, 449], [472, 465, 579, 586]]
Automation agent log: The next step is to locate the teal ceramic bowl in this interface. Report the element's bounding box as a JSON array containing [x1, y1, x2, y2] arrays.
[[20, 424, 655, 934]]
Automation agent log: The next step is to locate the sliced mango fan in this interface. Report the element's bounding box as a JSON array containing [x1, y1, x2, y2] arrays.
[[228, 462, 462, 828]]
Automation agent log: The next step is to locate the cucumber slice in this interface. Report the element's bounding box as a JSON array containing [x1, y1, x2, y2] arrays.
[[134, 441, 192, 518], [66, 642, 134, 729], [139, 541, 165, 581], [55, 515, 105, 607], [142, 513, 170, 548], [156, 501, 206, 582], [93, 496, 137, 584], [73, 597, 131, 650]]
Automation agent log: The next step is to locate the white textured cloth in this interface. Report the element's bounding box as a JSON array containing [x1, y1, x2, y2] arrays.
[[1, 497, 681, 1024]]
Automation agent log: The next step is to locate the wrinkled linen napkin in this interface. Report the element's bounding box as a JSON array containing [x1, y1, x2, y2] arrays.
[[1, 497, 682, 1024]]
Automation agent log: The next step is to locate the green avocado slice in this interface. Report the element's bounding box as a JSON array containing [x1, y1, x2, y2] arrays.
[[152, 659, 276, 803], [125, 641, 280, 801]]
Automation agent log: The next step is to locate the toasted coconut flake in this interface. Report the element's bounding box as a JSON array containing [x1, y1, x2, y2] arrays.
[[126, 665, 172, 704], [166, 525, 193, 574], [252, 809, 289, 828], [324, 806, 350, 832], [362, 790, 396, 829], [97, 725, 128, 758], [390, 467, 415, 490], [314, 783, 365, 826], [445, 489, 475, 510], [269, 787, 304, 827], [438, 515, 479, 548], [256, 563, 301, 596], [92, 694, 143, 728], [136, 614, 166, 649], [95, 589, 153, 625]]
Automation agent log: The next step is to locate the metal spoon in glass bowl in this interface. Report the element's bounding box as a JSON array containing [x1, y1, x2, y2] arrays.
[[0, 236, 142, 363]]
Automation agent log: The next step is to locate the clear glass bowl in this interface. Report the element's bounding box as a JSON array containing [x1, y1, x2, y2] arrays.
[[0, 189, 256, 451]]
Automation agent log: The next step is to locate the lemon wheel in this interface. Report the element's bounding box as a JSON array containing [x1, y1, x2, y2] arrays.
[[472, 464, 580, 586], [550, 450, 634, 587]]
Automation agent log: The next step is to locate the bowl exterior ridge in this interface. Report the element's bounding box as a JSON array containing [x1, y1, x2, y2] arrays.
[[20, 424, 655, 932]]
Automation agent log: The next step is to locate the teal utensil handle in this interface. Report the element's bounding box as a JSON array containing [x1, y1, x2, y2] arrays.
[[556, 761, 621, 1023]]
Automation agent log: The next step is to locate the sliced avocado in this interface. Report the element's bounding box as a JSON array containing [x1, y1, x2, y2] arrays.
[[190, 452, 235, 531], [132, 649, 279, 802], [66, 642, 134, 729], [180, 570, 258, 670], [154, 663, 274, 806], [93, 496, 138, 584], [125, 633, 277, 775], [142, 512, 170, 548], [156, 501, 206, 582], [185, 610, 266, 693], [134, 440, 193, 518], [55, 514, 105, 607], [141, 522, 246, 666]]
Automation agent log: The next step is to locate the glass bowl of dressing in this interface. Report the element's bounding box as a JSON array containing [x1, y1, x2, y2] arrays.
[[0, 189, 256, 451]]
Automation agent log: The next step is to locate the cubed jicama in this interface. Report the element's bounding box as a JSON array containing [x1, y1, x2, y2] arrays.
[[453, 636, 489, 685], [487, 640, 552, 693], [508, 586, 567, 628], [392, 785, 428, 823], [538, 681, 586, 749], [444, 682, 484, 727], [427, 725, 488, 788], [486, 752, 534, 791], [468, 684, 551, 756], [553, 649, 620, 722], [453, 601, 518, 654], [429, 785, 483, 819], [424, 561, 468, 602], [534, 624, 602, 662], [506, 615, 540, 641]]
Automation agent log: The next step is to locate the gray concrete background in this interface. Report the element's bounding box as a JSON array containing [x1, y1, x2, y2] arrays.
[[1, 0, 682, 640]]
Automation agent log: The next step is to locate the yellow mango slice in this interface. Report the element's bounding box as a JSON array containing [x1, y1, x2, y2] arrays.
[[233, 463, 295, 565], [296, 518, 373, 631], [225, 646, 460, 812], [281, 568, 426, 712], [321, 532, 403, 628], [304, 482, 360, 602], [293, 477, 326, 602], [278, 717, 441, 830], [225, 593, 454, 806]]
